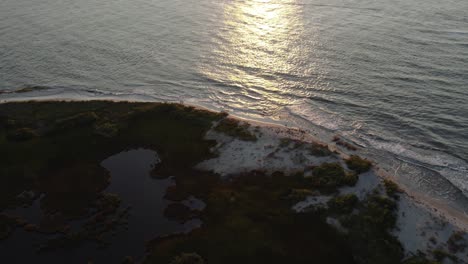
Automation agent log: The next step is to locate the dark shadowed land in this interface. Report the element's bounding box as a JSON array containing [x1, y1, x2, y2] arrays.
[[0, 101, 465, 264]]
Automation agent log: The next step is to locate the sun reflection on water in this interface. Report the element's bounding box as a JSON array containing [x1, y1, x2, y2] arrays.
[[199, 0, 317, 112]]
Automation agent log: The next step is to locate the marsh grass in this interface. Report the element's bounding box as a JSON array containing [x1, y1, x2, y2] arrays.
[[0, 101, 225, 249], [0, 101, 453, 264]]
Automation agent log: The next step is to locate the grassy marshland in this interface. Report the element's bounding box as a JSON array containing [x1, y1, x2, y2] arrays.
[[0, 101, 448, 263]]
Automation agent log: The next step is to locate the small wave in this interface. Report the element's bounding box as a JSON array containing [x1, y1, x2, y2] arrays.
[[285, 101, 344, 131], [0, 85, 171, 103], [364, 135, 468, 198], [0, 85, 51, 95]]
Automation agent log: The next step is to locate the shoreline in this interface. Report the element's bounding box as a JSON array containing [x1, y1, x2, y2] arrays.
[[1, 98, 467, 232], [201, 101, 468, 234], [1, 99, 467, 262]]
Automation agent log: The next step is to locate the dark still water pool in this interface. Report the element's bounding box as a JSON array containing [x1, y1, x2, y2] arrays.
[[1, 0, 467, 207], [0, 148, 201, 263]]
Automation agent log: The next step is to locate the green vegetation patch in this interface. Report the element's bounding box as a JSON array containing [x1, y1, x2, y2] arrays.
[[145, 171, 355, 264], [6, 127, 39, 141], [279, 138, 332, 157], [311, 163, 358, 190], [145, 165, 413, 264], [384, 179, 402, 199], [335, 194, 403, 264], [94, 121, 120, 138], [345, 155, 372, 173], [170, 252, 205, 264], [447, 231, 467, 254], [39, 192, 129, 252], [285, 188, 317, 201], [55, 111, 99, 130], [432, 249, 458, 263], [328, 194, 358, 214], [213, 117, 257, 141], [0, 214, 26, 240], [403, 254, 441, 264]]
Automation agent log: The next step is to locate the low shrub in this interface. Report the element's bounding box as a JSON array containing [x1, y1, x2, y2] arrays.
[[383, 179, 401, 199], [345, 155, 372, 173], [328, 194, 358, 214], [214, 118, 257, 141]]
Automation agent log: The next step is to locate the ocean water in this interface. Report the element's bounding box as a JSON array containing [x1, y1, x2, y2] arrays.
[[1, 0, 467, 209]]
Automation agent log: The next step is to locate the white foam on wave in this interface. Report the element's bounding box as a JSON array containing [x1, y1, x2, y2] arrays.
[[281, 99, 468, 215], [365, 136, 468, 198], [285, 101, 343, 131]]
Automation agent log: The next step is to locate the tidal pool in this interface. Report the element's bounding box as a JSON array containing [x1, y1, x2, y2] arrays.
[[0, 148, 200, 263], [99, 148, 182, 262]]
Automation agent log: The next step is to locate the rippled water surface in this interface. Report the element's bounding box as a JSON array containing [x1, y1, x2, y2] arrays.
[[1, 0, 467, 206]]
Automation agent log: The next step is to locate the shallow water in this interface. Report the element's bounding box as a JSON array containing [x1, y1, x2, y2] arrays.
[[1, 0, 467, 208], [0, 148, 199, 263], [100, 148, 181, 262]]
